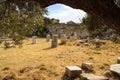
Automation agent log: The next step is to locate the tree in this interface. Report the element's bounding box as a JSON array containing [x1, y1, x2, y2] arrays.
[[0, 1, 48, 47], [80, 14, 105, 37], [51, 18, 60, 24]]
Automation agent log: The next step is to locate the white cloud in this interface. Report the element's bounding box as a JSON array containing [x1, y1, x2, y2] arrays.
[[45, 4, 86, 23]]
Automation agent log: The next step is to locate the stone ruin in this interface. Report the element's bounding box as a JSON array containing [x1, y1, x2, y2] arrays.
[[47, 24, 120, 42], [32, 36, 37, 44], [0, 37, 15, 48], [117, 57, 120, 64], [109, 56, 120, 79], [60, 34, 67, 45], [81, 62, 93, 73], [69, 32, 78, 41], [64, 63, 108, 80], [46, 34, 51, 42], [65, 66, 82, 78], [64, 57, 120, 80], [51, 34, 58, 48], [47, 24, 89, 40]]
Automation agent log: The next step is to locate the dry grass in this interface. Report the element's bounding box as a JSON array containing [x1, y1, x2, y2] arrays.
[[0, 38, 120, 80]]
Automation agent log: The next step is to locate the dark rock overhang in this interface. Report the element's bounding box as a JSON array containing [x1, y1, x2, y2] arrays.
[[7, 0, 120, 32]]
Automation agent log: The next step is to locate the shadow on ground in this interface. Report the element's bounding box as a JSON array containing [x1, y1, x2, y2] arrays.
[[43, 47, 53, 50], [61, 74, 82, 80]]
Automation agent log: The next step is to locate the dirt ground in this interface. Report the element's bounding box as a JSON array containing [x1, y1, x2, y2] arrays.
[[0, 38, 120, 80]]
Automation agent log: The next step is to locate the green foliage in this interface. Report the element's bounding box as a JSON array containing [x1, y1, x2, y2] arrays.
[[44, 17, 60, 25], [51, 19, 60, 24], [81, 14, 104, 36], [0, 1, 48, 47]]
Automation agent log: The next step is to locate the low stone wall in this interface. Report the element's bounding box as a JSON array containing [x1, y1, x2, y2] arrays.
[[46, 24, 120, 40], [47, 24, 89, 39]]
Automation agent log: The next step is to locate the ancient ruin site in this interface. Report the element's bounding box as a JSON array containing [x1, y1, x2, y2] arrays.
[[0, 0, 120, 80]]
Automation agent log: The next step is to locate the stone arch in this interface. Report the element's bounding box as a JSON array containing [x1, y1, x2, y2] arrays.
[[8, 0, 120, 32]]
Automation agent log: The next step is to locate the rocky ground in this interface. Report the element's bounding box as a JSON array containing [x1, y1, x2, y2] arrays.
[[0, 38, 120, 80]]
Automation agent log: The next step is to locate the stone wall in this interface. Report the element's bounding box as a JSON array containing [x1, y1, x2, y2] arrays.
[[47, 24, 89, 39], [47, 24, 120, 40]]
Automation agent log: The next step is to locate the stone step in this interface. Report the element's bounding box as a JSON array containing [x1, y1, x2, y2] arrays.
[[81, 73, 108, 80], [110, 64, 120, 76]]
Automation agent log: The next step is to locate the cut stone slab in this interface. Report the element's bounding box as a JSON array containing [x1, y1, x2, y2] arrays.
[[117, 57, 120, 64], [82, 62, 93, 72], [81, 73, 108, 80], [65, 66, 82, 78], [110, 64, 120, 76]]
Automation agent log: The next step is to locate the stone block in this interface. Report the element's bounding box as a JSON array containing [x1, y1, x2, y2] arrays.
[[65, 66, 82, 78], [4, 42, 15, 48], [84, 43, 90, 46], [117, 57, 120, 64], [81, 73, 108, 80], [103, 70, 113, 78], [79, 40, 85, 43], [46, 34, 50, 42], [110, 64, 120, 76], [61, 34, 67, 44], [32, 36, 37, 44], [82, 62, 93, 72]]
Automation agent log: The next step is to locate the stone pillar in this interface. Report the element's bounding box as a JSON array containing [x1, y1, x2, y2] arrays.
[[51, 34, 58, 48], [46, 34, 50, 42], [60, 34, 67, 44], [117, 57, 120, 64], [32, 36, 37, 44]]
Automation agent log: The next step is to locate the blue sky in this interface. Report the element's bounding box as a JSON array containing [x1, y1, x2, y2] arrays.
[[45, 4, 86, 23]]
